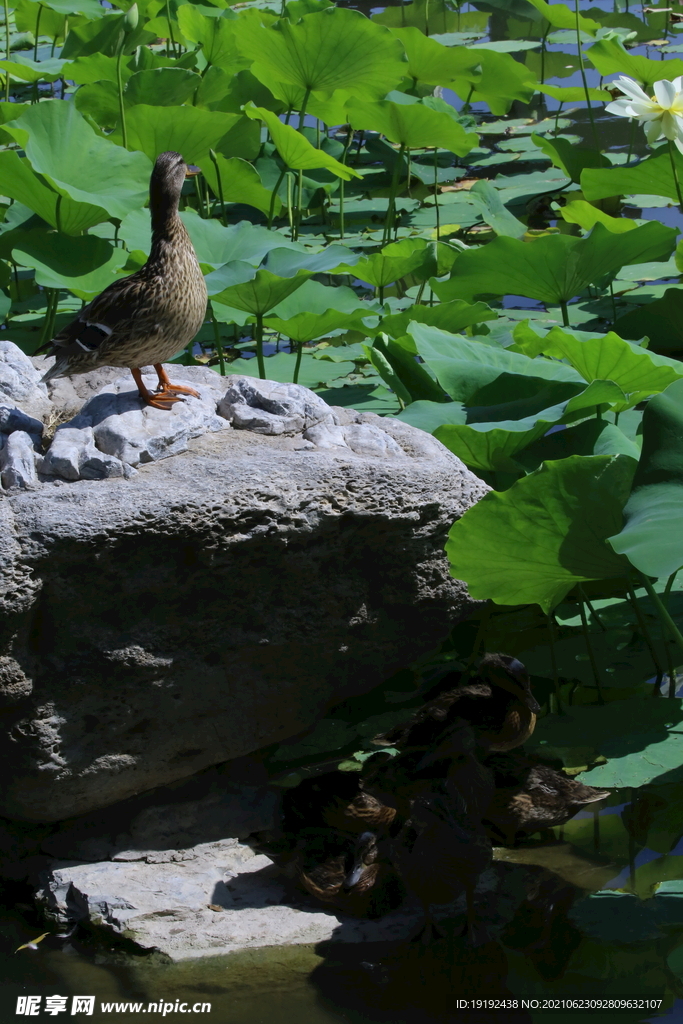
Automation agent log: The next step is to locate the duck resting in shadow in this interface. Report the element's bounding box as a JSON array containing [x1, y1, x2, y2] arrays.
[[482, 750, 611, 845], [282, 772, 397, 836], [391, 788, 493, 946], [375, 653, 540, 757]]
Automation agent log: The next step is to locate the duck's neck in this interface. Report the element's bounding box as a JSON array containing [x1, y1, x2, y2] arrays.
[[149, 193, 183, 257]]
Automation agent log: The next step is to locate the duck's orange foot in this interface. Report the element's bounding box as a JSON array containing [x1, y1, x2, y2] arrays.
[[163, 381, 201, 398], [144, 390, 187, 410]]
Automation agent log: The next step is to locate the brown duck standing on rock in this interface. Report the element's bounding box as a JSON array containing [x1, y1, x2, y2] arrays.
[[38, 151, 208, 411], [377, 653, 540, 755]]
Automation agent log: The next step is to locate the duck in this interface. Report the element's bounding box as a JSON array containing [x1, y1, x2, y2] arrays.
[[375, 653, 540, 756], [391, 788, 493, 945], [361, 718, 494, 825], [39, 151, 208, 411], [482, 750, 611, 845], [282, 771, 397, 836], [283, 828, 402, 918]]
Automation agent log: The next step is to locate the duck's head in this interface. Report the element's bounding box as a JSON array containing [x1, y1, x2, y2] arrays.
[[342, 831, 378, 890], [479, 653, 540, 713], [149, 151, 198, 211]]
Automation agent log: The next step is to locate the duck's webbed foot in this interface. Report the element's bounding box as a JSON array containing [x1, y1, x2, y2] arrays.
[[154, 364, 200, 398]]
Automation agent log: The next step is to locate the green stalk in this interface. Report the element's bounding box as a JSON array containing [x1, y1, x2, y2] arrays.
[[3, 0, 9, 102], [34, 3, 43, 61], [165, 0, 177, 57], [664, 570, 679, 602], [628, 583, 665, 696], [554, 101, 564, 136], [210, 149, 227, 226], [640, 572, 683, 667], [578, 590, 605, 704], [268, 166, 287, 230], [560, 299, 569, 327], [286, 173, 293, 240], [55, 194, 63, 234], [575, 0, 599, 148], [293, 87, 312, 241], [668, 139, 683, 214], [628, 789, 637, 892], [116, 45, 128, 150], [546, 612, 563, 714], [339, 127, 352, 240], [433, 148, 440, 239], [210, 304, 226, 376], [383, 142, 405, 246], [255, 312, 265, 379], [293, 338, 303, 384]]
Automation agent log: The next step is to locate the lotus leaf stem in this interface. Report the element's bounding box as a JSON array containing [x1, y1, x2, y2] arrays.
[[339, 126, 353, 240], [116, 44, 128, 150], [255, 312, 265, 379], [165, 0, 177, 58], [664, 571, 680, 602], [268, 166, 287, 230], [383, 142, 405, 246], [559, 299, 569, 327], [293, 338, 303, 385], [667, 139, 683, 214], [55, 194, 62, 234], [546, 612, 563, 714], [210, 304, 225, 376], [628, 789, 637, 892], [433, 149, 440, 239], [640, 573, 683, 683], [577, 590, 605, 704], [210, 149, 227, 226], [3, 0, 9, 102], [34, 3, 43, 62], [574, 0, 599, 148], [628, 583, 665, 696]]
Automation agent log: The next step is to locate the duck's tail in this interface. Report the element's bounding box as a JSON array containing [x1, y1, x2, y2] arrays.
[[40, 356, 69, 385]]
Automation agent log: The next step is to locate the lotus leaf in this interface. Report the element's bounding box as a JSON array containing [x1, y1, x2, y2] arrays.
[[12, 230, 128, 300], [176, 6, 247, 74], [559, 199, 639, 234], [234, 7, 406, 99], [225, 351, 355, 386], [396, 400, 467, 434], [466, 179, 526, 237], [615, 289, 683, 353], [209, 267, 312, 315], [333, 238, 439, 289], [609, 379, 683, 578], [531, 134, 611, 184], [0, 57, 67, 83], [3, 101, 152, 222], [346, 97, 478, 156], [62, 52, 127, 84], [269, 279, 372, 319], [198, 153, 279, 218], [587, 37, 683, 90], [387, 26, 481, 85], [446, 455, 636, 611], [519, 419, 641, 468], [245, 105, 362, 181], [538, 83, 611, 102], [60, 10, 155, 59], [0, 150, 106, 235], [264, 307, 369, 343], [178, 213, 303, 269], [431, 223, 677, 305], [124, 68, 199, 107], [380, 299, 496, 339], [368, 334, 445, 404], [114, 105, 257, 163], [448, 49, 538, 115], [582, 147, 683, 204]]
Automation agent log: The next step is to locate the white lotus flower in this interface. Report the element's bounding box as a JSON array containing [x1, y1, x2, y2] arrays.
[[606, 75, 683, 153]]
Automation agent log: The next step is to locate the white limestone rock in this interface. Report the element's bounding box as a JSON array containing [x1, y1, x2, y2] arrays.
[[218, 376, 335, 435], [0, 341, 51, 421], [0, 431, 39, 490]]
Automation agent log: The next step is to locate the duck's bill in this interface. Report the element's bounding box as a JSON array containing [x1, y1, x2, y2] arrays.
[[185, 165, 201, 177]]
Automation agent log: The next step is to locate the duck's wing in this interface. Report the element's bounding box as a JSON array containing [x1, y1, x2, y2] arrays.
[[39, 270, 160, 368]]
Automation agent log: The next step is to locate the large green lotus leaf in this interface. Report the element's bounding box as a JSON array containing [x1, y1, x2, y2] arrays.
[[113, 105, 244, 164], [449, 49, 537, 115], [14, 0, 66, 39], [368, 334, 445, 404], [519, 419, 641, 470], [525, 0, 598, 31], [0, 57, 67, 83], [124, 68, 199, 107], [387, 26, 481, 85], [264, 307, 369, 343], [3, 101, 151, 222], [446, 455, 635, 612], [210, 268, 312, 315], [410, 324, 584, 402], [245, 105, 361, 180], [432, 223, 677, 305], [41, 0, 105, 15], [531, 134, 610, 184], [264, 246, 359, 278], [74, 80, 120, 129], [380, 300, 497, 339], [269, 279, 372, 318], [12, 230, 128, 301], [587, 37, 683, 90], [226, 351, 354, 386], [615, 289, 683, 353], [467, 179, 526, 237], [62, 52, 126, 84], [582, 147, 683, 204], [435, 380, 627, 471], [608, 379, 683, 578], [176, 6, 248, 74], [0, 150, 106, 235], [333, 238, 437, 289], [60, 10, 155, 59], [198, 154, 279, 218], [176, 213, 303, 269], [622, 784, 683, 856], [569, 885, 683, 945], [396, 400, 467, 434], [248, 67, 350, 125], [559, 199, 638, 235], [235, 7, 406, 99], [346, 98, 477, 156], [527, 698, 683, 787], [538, 83, 611, 103]]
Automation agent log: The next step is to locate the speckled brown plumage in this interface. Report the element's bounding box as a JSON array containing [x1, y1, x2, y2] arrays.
[[40, 151, 207, 410], [283, 771, 397, 835], [483, 750, 611, 844], [375, 653, 540, 755]]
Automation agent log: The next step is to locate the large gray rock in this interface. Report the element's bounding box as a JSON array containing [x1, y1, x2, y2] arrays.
[[0, 431, 39, 490], [0, 341, 51, 422]]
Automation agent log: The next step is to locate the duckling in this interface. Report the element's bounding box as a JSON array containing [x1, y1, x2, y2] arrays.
[[482, 751, 611, 844], [39, 151, 208, 411], [283, 772, 397, 835], [376, 653, 540, 755], [391, 789, 492, 946]]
